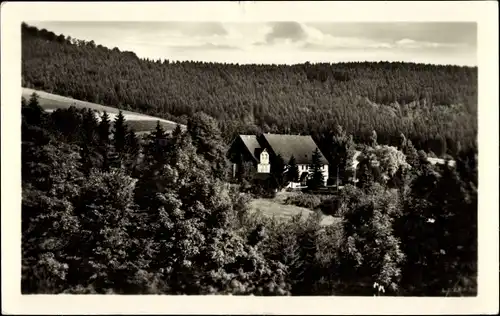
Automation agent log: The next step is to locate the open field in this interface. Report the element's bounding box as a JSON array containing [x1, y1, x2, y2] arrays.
[[249, 192, 340, 226], [22, 87, 184, 133]]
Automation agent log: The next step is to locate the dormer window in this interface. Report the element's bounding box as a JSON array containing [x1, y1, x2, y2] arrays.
[[260, 149, 269, 165], [257, 149, 270, 173]]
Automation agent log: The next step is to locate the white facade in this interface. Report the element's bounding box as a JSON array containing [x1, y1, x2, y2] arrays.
[[322, 164, 329, 185], [255, 148, 329, 187], [288, 163, 329, 188], [257, 149, 271, 173]]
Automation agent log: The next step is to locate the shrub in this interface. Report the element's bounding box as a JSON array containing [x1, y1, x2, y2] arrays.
[[318, 196, 341, 216], [284, 193, 337, 214], [284, 193, 322, 210]]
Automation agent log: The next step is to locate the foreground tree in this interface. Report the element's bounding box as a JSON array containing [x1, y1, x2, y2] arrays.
[[187, 112, 228, 180], [286, 155, 300, 183], [113, 111, 127, 155], [271, 153, 287, 190], [330, 125, 357, 185], [124, 129, 141, 172], [144, 120, 168, 167], [356, 145, 410, 189], [97, 111, 112, 171], [307, 148, 325, 190], [337, 184, 405, 295], [22, 142, 85, 293], [395, 162, 477, 296]]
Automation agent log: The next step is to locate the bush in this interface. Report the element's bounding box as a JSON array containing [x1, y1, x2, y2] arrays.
[[284, 193, 337, 214], [245, 177, 278, 199], [318, 196, 341, 216], [284, 193, 322, 210]]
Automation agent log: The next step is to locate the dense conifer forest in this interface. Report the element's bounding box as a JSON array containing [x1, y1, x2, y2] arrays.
[[22, 23, 477, 156]]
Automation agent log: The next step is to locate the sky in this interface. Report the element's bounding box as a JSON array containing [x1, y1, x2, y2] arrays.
[[27, 21, 477, 66]]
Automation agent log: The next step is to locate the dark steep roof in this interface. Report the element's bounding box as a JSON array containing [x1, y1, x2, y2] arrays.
[[239, 135, 261, 161], [261, 134, 329, 165]]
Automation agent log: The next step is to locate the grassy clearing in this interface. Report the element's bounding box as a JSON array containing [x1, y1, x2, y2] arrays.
[[124, 120, 179, 134], [22, 87, 184, 133], [249, 192, 340, 226]]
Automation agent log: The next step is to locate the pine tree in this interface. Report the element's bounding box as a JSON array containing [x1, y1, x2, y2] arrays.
[[122, 129, 140, 174], [172, 124, 183, 138], [271, 153, 287, 189], [82, 108, 98, 145], [403, 139, 420, 170], [235, 152, 246, 182], [22, 94, 45, 127], [151, 120, 167, 140], [98, 111, 111, 145], [286, 155, 300, 183], [113, 111, 127, 154], [98, 111, 112, 171], [28, 92, 40, 108], [79, 109, 99, 175], [145, 120, 167, 167], [356, 160, 374, 190], [307, 148, 325, 190], [125, 129, 140, 157]]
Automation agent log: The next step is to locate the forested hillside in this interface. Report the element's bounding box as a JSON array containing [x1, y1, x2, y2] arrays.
[[22, 23, 477, 156]]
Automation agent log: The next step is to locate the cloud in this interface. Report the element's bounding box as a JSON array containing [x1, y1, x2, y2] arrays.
[[265, 22, 308, 43], [168, 42, 241, 51], [162, 22, 228, 37], [395, 38, 462, 49], [303, 36, 393, 51], [260, 22, 467, 53], [307, 22, 476, 48], [396, 38, 418, 46], [260, 22, 394, 51]]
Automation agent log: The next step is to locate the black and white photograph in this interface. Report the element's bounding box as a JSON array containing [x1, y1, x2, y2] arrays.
[[1, 1, 498, 315]]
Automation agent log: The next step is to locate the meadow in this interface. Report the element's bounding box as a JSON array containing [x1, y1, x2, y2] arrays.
[[22, 87, 183, 134], [249, 191, 340, 226]]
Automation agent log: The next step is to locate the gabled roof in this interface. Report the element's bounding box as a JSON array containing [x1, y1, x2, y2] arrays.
[[239, 135, 261, 161], [261, 134, 329, 165]]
